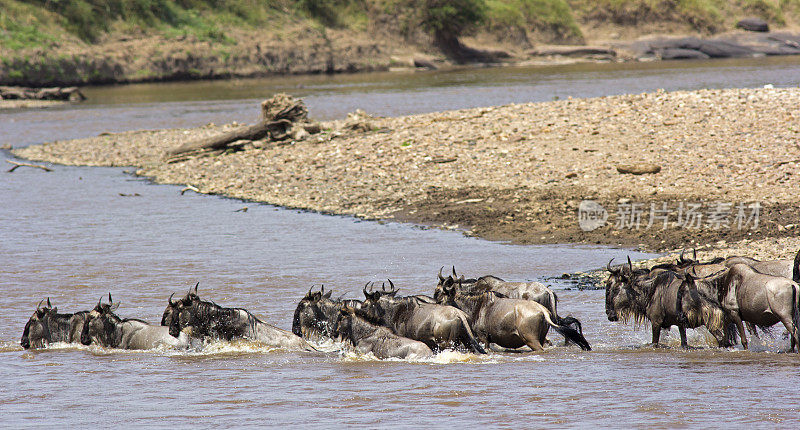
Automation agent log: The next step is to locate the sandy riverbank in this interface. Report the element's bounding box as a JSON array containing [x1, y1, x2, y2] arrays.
[[13, 87, 800, 261]]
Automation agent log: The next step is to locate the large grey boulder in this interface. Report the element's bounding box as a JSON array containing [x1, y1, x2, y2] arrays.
[[736, 17, 769, 32]]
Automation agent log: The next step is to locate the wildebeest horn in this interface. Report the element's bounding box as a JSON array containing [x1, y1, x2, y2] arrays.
[[363, 282, 370, 297], [607, 258, 614, 272], [320, 285, 325, 295], [108, 293, 113, 303], [627, 256, 632, 270], [307, 285, 314, 297], [47, 297, 51, 308], [438, 266, 445, 282], [169, 293, 176, 305], [381, 282, 387, 293], [37, 299, 44, 310], [679, 248, 686, 262], [452, 266, 457, 277], [193, 282, 199, 294], [388, 279, 395, 292]]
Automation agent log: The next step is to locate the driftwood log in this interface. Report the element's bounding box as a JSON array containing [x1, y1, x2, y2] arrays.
[[166, 119, 292, 158], [166, 94, 309, 159]]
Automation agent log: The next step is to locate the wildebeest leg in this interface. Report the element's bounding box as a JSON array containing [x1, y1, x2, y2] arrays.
[[778, 314, 799, 353], [678, 326, 689, 348], [732, 315, 749, 350], [521, 330, 545, 352], [745, 322, 761, 340], [650, 322, 662, 347]]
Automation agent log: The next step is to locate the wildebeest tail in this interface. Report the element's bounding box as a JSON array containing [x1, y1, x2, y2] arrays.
[[557, 316, 584, 347], [793, 248, 800, 283], [542, 311, 591, 351], [456, 312, 487, 354]]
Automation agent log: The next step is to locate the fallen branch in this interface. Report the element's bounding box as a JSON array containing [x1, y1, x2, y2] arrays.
[[166, 119, 291, 158], [6, 159, 52, 172]]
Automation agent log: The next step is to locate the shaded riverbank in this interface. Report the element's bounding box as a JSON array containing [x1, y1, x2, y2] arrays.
[[14, 86, 800, 257]]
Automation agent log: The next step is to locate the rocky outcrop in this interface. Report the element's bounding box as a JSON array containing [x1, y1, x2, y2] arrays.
[[0, 85, 85, 101], [620, 31, 800, 60]]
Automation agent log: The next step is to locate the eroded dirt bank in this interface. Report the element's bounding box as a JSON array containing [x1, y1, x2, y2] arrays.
[[13, 87, 800, 259]]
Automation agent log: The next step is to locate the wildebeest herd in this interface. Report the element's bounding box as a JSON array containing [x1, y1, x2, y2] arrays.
[[20, 251, 800, 358], [606, 249, 800, 352]]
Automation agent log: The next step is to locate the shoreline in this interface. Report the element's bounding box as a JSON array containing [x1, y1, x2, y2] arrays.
[[2, 28, 800, 88], [12, 87, 800, 262]]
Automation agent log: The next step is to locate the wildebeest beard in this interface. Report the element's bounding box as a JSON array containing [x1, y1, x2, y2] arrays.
[[613, 270, 664, 327]]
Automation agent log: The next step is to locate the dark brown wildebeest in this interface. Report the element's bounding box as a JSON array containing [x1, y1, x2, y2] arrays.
[[684, 263, 800, 352], [81, 295, 192, 350], [21, 298, 89, 349], [332, 306, 434, 360], [605, 259, 727, 348], [437, 281, 591, 352], [162, 284, 316, 351], [360, 283, 487, 354], [292, 285, 363, 340]]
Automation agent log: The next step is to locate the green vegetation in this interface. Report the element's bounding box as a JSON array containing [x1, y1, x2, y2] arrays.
[[1, 0, 798, 86], [2, 0, 796, 52], [486, 0, 582, 43]]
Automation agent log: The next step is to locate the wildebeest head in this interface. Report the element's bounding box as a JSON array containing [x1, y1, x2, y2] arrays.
[[292, 285, 332, 338], [21, 298, 55, 349], [162, 283, 201, 328], [433, 273, 464, 303], [80, 294, 121, 346], [605, 258, 636, 322], [361, 281, 400, 322], [331, 305, 356, 341], [162, 283, 204, 338]]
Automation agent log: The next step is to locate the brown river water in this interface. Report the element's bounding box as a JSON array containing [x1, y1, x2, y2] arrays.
[[2, 57, 800, 427]]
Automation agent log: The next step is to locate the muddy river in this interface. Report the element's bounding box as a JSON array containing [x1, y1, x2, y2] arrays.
[[2, 57, 799, 427]]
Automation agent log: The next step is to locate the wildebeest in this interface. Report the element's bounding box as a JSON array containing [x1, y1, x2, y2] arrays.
[[332, 306, 434, 360], [292, 285, 362, 340], [437, 268, 584, 344], [81, 295, 192, 350], [436, 282, 591, 352], [723, 256, 794, 280], [163, 284, 316, 351], [360, 283, 487, 354], [439, 267, 558, 310], [605, 259, 727, 348], [21, 298, 89, 349], [685, 263, 800, 352], [675, 248, 800, 280]]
